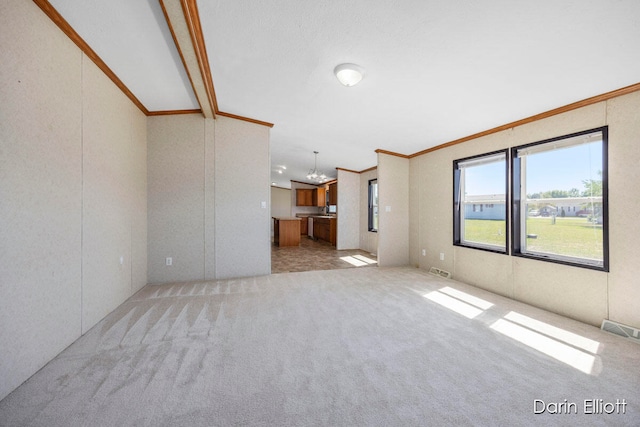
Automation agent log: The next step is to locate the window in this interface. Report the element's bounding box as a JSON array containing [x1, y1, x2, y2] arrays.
[[453, 150, 508, 252], [368, 179, 378, 232], [512, 127, 608, 271]]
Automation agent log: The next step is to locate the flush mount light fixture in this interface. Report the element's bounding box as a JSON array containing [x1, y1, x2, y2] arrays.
[[334, 63, 364, 87]]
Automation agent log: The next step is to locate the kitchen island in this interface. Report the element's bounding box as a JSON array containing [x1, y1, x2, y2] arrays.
[[273, 217, 302, 247]]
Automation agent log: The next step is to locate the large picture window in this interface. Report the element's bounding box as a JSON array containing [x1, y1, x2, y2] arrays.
[[453, 150, 508, 253], [511, 127, 608, 271], [368, 179, 378, 232]]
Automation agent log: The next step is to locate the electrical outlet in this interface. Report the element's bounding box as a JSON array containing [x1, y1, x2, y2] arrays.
[[440, 252, 445, 261], [166, 257, 172, 266]]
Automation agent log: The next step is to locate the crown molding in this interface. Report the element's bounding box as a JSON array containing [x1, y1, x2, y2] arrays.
[[410, 82, 640, 158], [147, 109, 202, 116], [336, 167, 360, 174], [217, 111, 274, 128], [375, 149, 410, 158], [359, 166, 377, 173], [32, 0, 149, 115]]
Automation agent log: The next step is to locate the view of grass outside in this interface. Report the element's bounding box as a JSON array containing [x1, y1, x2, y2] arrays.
[[464, 217, 603, 260], [463, 219, 505, 247]]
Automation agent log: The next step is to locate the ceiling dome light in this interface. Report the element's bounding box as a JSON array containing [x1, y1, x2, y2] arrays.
[[334, 63, 364, 87]]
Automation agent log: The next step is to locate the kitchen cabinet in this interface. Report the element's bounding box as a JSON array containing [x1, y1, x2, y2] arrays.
[[296, 189, 313, 206], [313, 216, 336, 245], [315, 188, 326, 207], [296, 188, 325, 207], [299, 216, 308, 235], [328, 182, 337, 205]]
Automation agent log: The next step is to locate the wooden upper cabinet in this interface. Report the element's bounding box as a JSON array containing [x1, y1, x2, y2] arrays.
[[315, 188, 326, 207], [296, 188, 326, 206], [296, 189, 313, 206], [328, 182, 337, 205]]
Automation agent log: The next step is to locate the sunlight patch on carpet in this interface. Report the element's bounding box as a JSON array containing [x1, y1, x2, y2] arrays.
[[424, 291, 484, 319], [491, 315, 598, 374], [504, 312, 601, 354], [438, 287, 494, 310], [340, 255, 377, 267]]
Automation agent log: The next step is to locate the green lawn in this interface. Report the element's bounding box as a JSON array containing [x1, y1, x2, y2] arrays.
[[464, 217, 603, 260]]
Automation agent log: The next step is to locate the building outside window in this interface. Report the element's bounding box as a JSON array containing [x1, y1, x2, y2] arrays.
[[368, 179, 378, 232], [453, 150, 508, 253], [511, 127, 608, 271]]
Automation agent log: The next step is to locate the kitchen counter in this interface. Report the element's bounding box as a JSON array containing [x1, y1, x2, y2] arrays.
[[273, 217, 301, 246], [312, 216, 337, 245]]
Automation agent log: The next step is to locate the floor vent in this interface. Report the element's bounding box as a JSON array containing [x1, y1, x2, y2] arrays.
[[428, 267, 451, 279], [601, 320, 640, 344]]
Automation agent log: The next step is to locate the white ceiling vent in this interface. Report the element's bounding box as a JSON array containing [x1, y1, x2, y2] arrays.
[[601, 320, 640, 344], [428, 267, 451, 279]]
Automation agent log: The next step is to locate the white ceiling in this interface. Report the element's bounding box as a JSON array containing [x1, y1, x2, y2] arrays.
[[49, 0, 640, 188]]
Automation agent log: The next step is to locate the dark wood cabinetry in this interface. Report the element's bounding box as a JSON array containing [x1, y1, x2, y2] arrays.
[[328, 182, 337, 205], [313, 217, 336, 245]]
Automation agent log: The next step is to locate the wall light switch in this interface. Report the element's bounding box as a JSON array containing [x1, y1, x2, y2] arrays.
[[166, 257, 173, 266], [422, 249, 426, 256], [261, 201, 267, 209], [440, 252, 445, 261], [119, 256, 124, 265], [385, 206, 391, 212]]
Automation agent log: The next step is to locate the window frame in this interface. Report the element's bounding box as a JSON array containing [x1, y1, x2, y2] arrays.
[[510, 126, 609, 272], [453, 149, 509, 254], [368, 178, 378, 232]]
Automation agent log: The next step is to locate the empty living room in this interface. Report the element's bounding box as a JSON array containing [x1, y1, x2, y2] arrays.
[[1, 1, 639, 426]]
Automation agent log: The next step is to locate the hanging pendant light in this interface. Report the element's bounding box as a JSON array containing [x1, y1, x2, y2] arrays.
[[306, 151, 327, 183]]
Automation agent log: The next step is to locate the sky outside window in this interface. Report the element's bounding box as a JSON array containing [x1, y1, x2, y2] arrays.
[[525, 141, 602, 195]]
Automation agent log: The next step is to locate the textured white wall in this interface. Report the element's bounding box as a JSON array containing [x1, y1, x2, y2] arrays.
[[271, 187, 292, 236], [214, 116, 271, 279], [147, 114, 205, 283], [606, 91, 640, 328], [337, 170, 360, 250], [147, 114, 271, 282], [0, 0, 147, 400], [377, 154, 410, 267], [359, 169, 378, 255], [411, 92, 640, 328], [81, 56, 148, 331]]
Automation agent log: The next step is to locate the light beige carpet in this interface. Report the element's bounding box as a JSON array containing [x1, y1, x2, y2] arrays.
[[0, 267, 638, 426]]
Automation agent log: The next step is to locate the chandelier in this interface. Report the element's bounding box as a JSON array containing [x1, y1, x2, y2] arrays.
[[306, 151, 327, 183]]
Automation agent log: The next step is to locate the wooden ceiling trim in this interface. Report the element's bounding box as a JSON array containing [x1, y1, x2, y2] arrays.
[[375, 149, 410, 158], [216, 111, 274, 128], [147, 109, 202, 116], [410, 82, 640, 158], [158, 0, 207, 118], [290, 180, 326, 187], [336, 167, 361, 174], [180, 0, 218, 118], [33, 0, 149, 115], [360, 166, 377, 173]]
